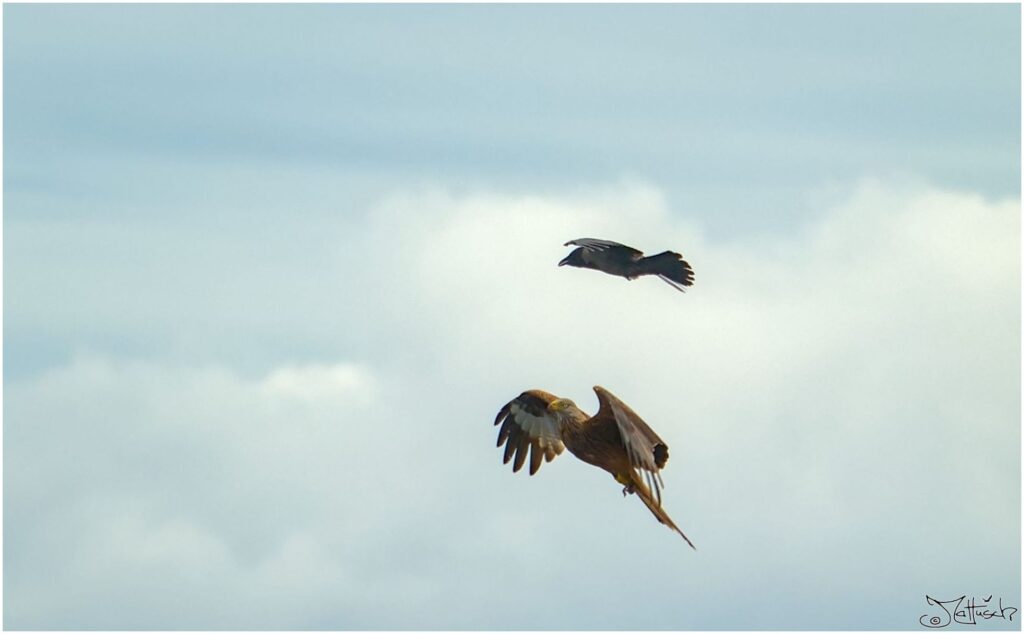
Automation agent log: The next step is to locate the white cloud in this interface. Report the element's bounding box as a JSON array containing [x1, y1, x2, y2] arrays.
[[5, 178, 1019, 629], [261, 362, 377, 402]]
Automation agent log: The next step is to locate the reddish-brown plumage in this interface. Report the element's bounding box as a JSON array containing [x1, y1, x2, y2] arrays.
[[492, 386, 695, 548]]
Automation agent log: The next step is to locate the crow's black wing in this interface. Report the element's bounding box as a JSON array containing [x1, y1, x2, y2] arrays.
[[564, 238, 643, 258]]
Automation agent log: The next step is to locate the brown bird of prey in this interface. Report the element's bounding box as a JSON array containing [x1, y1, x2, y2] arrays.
[[493, 385, 695, 548], [558, 238, 695, 292]]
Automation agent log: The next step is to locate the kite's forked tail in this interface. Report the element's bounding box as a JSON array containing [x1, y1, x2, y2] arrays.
[[627, 470, 696, 550]]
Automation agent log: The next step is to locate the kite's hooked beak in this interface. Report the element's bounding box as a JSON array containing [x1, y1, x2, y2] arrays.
[[548, 399, 568, 412]]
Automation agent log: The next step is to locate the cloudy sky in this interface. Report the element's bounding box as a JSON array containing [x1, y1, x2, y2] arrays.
[[4, 4, 1020, 630]]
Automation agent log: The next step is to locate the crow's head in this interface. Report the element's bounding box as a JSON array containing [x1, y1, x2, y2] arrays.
[[558, 247, 586, 267]]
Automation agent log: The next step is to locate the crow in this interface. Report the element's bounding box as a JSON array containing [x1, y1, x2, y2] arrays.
[[558, 238, 695, 292]]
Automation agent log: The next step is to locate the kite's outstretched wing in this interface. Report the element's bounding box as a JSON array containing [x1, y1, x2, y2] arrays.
[[592, 385, 694, 548], [494, 390, 566, 475], [592, 385, 670, 504]]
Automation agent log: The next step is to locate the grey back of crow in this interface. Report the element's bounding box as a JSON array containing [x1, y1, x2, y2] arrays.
[[558, 238, 695, 292]]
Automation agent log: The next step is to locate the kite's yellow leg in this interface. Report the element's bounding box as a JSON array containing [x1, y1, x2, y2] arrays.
[[614, 472, 635, 497]]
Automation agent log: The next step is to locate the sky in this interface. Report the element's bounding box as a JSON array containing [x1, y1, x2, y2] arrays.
[[3, 3, 1021, 630]]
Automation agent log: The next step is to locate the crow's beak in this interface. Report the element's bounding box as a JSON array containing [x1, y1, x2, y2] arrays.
[[557, 256, 570, 266]]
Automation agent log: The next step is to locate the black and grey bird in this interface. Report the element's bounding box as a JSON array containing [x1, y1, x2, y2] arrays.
[[558, 238, 695, 292]]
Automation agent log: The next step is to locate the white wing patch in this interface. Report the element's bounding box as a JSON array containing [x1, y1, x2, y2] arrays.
[[509, 402, 564, 453], [495, 392, 566, 475]]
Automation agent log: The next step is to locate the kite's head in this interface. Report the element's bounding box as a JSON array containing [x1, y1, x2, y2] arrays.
[[547, 398, 581, 418]]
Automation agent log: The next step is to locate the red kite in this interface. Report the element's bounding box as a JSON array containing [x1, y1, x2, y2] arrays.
[[493, 385, 695, 548]]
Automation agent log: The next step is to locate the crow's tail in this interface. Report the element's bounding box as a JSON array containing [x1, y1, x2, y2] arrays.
[[638, 251, 694, 292]]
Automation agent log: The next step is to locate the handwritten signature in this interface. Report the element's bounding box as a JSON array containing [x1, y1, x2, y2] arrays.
[[920, 595, 1018, 628]]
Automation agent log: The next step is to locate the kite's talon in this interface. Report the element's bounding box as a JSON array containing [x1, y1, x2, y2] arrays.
[[621, 483, 635, 497]]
